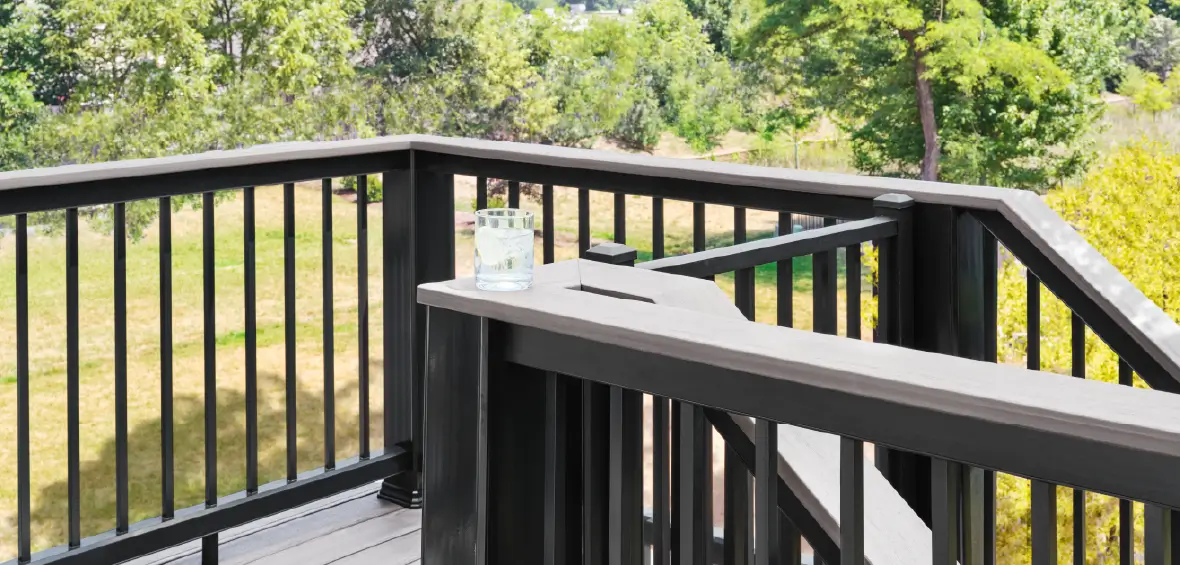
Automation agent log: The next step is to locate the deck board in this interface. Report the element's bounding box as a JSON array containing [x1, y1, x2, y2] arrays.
[[124, 481, 421, 565]]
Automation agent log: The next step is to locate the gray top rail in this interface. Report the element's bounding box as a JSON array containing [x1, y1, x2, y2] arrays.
[[418, 261, 1180, 510], [0, 134, 1175, 388]]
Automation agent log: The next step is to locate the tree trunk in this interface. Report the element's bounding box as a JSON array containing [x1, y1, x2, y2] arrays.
[[901, 30, 940, 182]]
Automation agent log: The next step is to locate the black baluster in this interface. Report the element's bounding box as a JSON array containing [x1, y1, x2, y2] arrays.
[[846, 244, 861, 339], [734, 208, 754, 321], [243, 188, 258, 494], [284, 183, 297, 481], [161, 197, 176, 512], [579, 188, 591, 258], [778, 213, 793, 329], [202, 192, 218, 562], [16, 213, 30, 561], [653, 198, 665, 260], [357, 177, 370, 459], [476, 176, 488, 211], [509, 180, 521, 209], [543, 185, 555, 264], [115, 202, 129, 534], [323, 179, 336, 470], [813, 218, 838, 334], [67, 207, 80, 548]]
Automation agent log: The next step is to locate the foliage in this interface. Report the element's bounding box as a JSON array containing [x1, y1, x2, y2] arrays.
[[1127, 15, 1180, 79], [1119, 65, 1175, 115], [613, 90, 664, 150], [751, 0, 1145, 188], [204, 0, 362, 93], [0, 71, 40, 171], [995, 142, 1180, 563], [342, 174, 384, 202]]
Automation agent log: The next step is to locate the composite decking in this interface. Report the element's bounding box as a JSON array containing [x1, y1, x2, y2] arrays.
[[125, 482, 420, 565]]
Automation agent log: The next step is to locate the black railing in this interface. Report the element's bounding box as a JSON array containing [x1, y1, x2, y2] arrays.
[[417, 262, 1180, 565], [1, 135, 1178, 564]]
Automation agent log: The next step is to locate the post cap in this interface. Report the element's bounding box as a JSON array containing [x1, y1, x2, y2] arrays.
[[585, 242, 638, 265], [873, 193, 915, 209]]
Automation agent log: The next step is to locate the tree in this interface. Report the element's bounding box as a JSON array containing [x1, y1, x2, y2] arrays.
[[0, 0, 79, 104], [995, 141, 1180, 564], [752, 0, 1144, 187], [1120, 65, 1174, 116], [0, 71, 40, 171], [1127, 15, 1180, 79], [204, 0, 361, 93]]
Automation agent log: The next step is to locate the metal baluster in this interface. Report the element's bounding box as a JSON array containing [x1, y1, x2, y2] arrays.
[[1118, 358, 1133, 565], [615, 193, 626, 245], [777, 213, 793, 329], [654, 397, 671, 565], [244, 188, 258, 493], [476, 176, 488, 211], [585, 381, 610, 565], [1031, 480, 1057, 565], [543, 185, 555, 264], [933, 459, 959, 565], [115, 202, 129, 534], [16, 213, 30, 562], [982, 231, 997, 565], [202, 192, 218, 562], [284, 183, 297, 481], [813, 218, 838, 334], [161, 198, 176, 512], [693, 203, 705, 253], [1071, 313, 1085, 565], [724, 443, 751, 565], [545, 372, 571, 565], [358, 176, 370, 459], [609, 386, 643, 565], [679, 404, 712, 565], [1146, 505, 1179, 565], [509, 180, 521, 209], [579, 188, 591, 258], [67, 207, 80, 548], [756, 421, 778, 565], [653, 198, 665, 260], [734, 208, 754, 321], [846, 244, 861, 339], [843, 438, 864, 565], [323, 179, 336, 470]]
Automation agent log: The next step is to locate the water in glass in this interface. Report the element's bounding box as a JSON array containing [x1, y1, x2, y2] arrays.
[[475, 208, 534, 291]]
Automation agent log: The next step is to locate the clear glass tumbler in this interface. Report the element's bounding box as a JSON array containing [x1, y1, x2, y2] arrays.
[[474, 208, 535, 291]]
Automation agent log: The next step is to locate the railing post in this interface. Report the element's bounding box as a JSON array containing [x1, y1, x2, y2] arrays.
[[872, 194, 928, 522], [421, 308, 486, 564], [586, 242, 637, 267], [381, 150, 455, 507]]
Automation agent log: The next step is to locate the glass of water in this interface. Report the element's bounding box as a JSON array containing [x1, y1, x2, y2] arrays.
[[474, 208, 535, 291]]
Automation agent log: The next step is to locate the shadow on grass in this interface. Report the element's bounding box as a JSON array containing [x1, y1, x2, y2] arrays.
[[21, 363, 385, 553]]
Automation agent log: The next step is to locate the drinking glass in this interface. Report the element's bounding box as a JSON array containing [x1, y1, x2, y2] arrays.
[[474, 208, 535, 291]]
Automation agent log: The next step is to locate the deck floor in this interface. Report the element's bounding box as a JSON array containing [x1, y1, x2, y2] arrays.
[[127, 482, 421, 565]]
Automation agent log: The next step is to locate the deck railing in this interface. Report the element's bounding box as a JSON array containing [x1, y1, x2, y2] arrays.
[[0, 134, 1178, 564], [417, 262, 1180, 565]]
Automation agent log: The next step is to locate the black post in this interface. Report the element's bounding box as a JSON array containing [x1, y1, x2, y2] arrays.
[[381, 151, 455, 507], [421, 309, 486, 565], [872, 194, 927, 523]]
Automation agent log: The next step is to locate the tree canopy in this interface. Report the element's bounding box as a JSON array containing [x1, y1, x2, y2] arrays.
[[750, 0, 1146, 187]]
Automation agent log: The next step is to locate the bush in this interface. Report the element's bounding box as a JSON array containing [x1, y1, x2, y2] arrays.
[[612, 93, 663, 151], [994, 141, 1180, 563], [342, 174, 383, 203]]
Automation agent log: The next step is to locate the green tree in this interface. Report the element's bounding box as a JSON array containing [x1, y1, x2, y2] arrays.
[[204, 0, 361, 92], [995, 141, 1180, 564], [1127, 14, 1180, 79], [1120, 65, 1173, 116], [0, 71, 40, 171], [752, 0, 1144, 187], [0, 0, 79, 104]]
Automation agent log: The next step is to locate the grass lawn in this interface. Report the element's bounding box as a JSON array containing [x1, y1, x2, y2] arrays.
[[0, 176, 871, 559]]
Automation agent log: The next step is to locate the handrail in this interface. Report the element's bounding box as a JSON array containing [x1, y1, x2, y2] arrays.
[[418, 263, 1180, 510], [2, 135, 1174, 391]]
